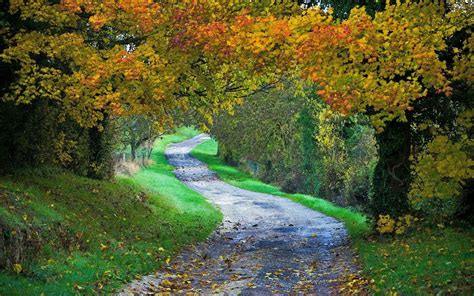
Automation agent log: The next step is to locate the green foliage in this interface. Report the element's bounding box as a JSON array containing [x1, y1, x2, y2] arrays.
[[86, 120, 115, 180], [0, 127, 220, 295], [0, 100, 93, 176], [115, 115, 165, 161], [211, 86, 377, 209], [312, 105, 378, 207], [212, 85, 307, 191], [299, 107, 321, 195]]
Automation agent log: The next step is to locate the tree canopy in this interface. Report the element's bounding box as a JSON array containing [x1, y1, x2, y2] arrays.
[[2, 1, 471, 128]]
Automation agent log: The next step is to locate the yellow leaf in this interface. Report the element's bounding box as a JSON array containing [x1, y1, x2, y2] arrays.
[[160, 279, 173, 287], [13, 263, 22, 274]]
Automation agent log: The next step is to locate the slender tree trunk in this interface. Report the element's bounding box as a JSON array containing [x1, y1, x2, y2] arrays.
[[147, 146, 153, 159], [130, 143, 137, 161], [457, 179, 474, 223], [370, 119, 411, 217]]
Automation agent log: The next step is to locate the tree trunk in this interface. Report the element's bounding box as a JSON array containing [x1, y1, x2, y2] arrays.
[[147, 147, 153, 159], [370, 119, 411, 218], [457, 179, 474, 223], [87, 118, 113, 180], [130, 143, 137, 161]]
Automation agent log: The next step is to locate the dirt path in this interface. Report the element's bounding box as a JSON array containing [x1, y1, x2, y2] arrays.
[[120, 134, 363, 295]]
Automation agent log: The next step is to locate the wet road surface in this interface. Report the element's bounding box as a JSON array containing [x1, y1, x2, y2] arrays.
[[120, 134, 363, 295]]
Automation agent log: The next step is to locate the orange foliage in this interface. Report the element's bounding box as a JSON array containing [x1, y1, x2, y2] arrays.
[[2, 1, 472, 130]]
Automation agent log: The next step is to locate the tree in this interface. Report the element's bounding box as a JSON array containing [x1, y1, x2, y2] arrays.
[[117, 115, 165, 161], [295, 2, 473, 216]]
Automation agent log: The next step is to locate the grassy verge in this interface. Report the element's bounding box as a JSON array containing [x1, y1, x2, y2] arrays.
[[0, 127, 221, 295], [191, 138, 474, 294], [359, 227, 473, 294]]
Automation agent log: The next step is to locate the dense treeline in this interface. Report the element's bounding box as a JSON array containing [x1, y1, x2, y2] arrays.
[[212, 86, 377, 210], [0, 2, 112, 178]]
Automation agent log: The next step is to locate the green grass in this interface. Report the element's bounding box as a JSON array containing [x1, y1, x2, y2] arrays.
[[0, 127, 221, 295], [129, 127, 219, 216], [359, 227, 473, 294], [191, 138, 474, 295]]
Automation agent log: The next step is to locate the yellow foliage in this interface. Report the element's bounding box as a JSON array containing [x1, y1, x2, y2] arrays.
[[410, 111, 474, 208], [376, 215, 396, 234], [452, 34, 474, 85], [297, 1, 463, 129], [377, 214, 416, 235], [53, 132, 77, 166]]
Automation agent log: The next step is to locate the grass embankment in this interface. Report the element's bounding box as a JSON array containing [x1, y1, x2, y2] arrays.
[[0, 127, 221, 295], [192, 138, 474, 295]]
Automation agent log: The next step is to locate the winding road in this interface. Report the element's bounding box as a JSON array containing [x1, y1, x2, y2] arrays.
[[120, 134, 363, 295]]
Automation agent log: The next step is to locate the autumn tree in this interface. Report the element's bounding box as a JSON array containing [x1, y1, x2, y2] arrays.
[[295, 2, 472, 217]]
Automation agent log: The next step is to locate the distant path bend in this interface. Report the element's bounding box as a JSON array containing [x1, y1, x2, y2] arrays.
[[121, 134, 363, 295]]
